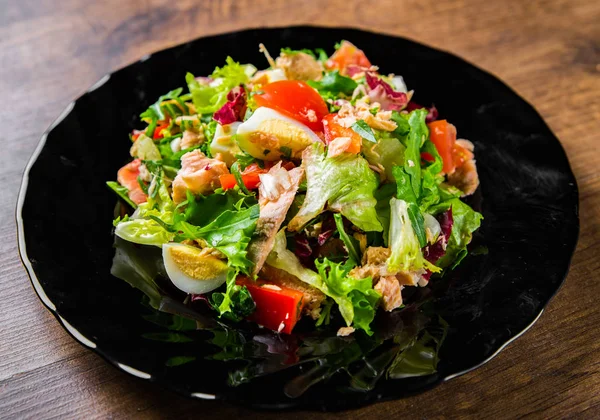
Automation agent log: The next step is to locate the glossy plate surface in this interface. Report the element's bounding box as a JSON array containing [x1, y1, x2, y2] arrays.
[[17, 26, 579, 410]]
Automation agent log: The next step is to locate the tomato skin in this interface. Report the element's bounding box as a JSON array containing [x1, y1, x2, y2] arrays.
[[427, 120, 457, 174], [236, 277, 305, 334], [254, 81, 329, 131], [219, 163, 267, 190], [322, 114, 362, 153], [325, 41, 371, 75], [152, 121, 169, 140], [117, 158, 147, 205]]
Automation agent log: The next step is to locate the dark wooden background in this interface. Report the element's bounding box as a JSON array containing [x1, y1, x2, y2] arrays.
[[1, 0, 599, 418]]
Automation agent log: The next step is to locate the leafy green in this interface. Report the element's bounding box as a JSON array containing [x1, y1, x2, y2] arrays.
[[386, 198, 440, 274], [315, 259, 381, 335], [186, 57, 250, 114], [308, 70, 357, 95], [176, 205, 259, 271], [179, 189, 257, 228], [230, 161, 250, 194], [374, 183, 396, 245], [362, 133, 406, 181], [114, 168, 176, 247], [435, 199, 483, 268], [266, 231, 380, 334], [288, 143, 382, 232], [392, 167, 426, 248], [403, 108, 429, 199], [334, 214, 361, 265], [390, 110, 411, 139], [140, 88, 184, 121], [106, 181, 137, 209], [210, 270, 256, 320], [351, 120, 377, 143]]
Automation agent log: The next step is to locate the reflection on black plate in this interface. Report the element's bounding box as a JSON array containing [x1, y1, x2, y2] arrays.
[[17, 26, 578, 410]]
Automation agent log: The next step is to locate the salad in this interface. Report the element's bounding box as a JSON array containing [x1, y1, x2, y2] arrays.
[[108, 41, 482, 337]]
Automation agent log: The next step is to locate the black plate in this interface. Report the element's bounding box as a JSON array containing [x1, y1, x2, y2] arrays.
[[17, 26, 579, 410]]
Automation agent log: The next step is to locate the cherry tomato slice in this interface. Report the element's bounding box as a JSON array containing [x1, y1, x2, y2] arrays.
[[254, 80, 329, 132]]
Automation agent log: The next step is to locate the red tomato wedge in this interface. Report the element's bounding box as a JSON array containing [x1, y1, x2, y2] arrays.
[[219, 163, 267, 191], [236, 277, 305, 334], [325, 41, 371, 75], [427, 120, 458, 174], [117, 158, 147, 205], [254, 80, 329, 132], [322, 114, 362, 154], [427, 120, 474, 174]]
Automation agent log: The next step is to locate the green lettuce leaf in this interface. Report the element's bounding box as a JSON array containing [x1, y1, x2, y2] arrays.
[[386, 198, 440, 274], [114, 169, 176, 247], [210, 269, 256, 320], [288, 143, 382, 232], [266, 231, 380, 334], [186, 57, 251, 115], [315, 258, 381, 335], [362, 133, 406, 181], [435, 199, 483, 269]]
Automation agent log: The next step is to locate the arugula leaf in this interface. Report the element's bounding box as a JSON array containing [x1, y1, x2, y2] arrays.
[[308, 70, 357, 95], [351, 120, 377, 143], [230, 161, 250, 195], [140, 88, 184, 122], [106, 181, 137, 209], [334, 214, 361, 265], [176, 204, 260, 271]]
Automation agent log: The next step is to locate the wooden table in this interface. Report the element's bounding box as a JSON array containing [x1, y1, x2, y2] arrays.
[[1, 0, 599, 418]]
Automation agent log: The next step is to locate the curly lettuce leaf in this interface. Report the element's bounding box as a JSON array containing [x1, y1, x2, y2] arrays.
[[210, 269, 256, 320], [266, 231, 380, 334], [186, 57, 251, 115], [435, 199, 483, 269], [289, 143, 382, 232], [315, 258, 380, 335]]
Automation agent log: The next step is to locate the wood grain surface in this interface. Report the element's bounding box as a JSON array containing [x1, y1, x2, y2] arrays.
[[1, 0, 599, 418]]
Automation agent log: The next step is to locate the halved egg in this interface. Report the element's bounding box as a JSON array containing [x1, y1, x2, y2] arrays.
[[162, 243, 228, 294], [209, 122, 242, 167], [237, 107, 321, 161]]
